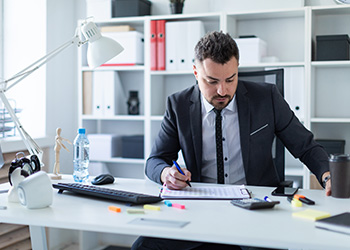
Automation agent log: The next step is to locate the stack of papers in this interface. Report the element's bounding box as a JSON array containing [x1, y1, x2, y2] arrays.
[[160, 185, 251, 200]]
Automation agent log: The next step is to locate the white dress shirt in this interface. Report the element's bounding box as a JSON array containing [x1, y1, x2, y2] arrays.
[[201, 94, 246, 185]]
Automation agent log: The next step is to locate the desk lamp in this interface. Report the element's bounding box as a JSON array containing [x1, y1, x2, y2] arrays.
[[0, 17, 124, 165]]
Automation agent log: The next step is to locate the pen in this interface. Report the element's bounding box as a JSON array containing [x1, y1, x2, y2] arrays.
[[264, 196, 273, 202], [293, 194, 315, 205], [172, 160, 192, 187]]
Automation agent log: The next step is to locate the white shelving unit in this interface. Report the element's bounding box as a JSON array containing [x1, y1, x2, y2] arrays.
[[77, 5, 350, 188]]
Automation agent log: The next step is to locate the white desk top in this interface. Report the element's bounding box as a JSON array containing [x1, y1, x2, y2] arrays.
[[0, 175, 349, 250]]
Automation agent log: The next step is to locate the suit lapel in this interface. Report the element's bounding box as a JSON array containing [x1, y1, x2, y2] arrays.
[[190, 85, 202, 180], [236, 81, 250, 176]]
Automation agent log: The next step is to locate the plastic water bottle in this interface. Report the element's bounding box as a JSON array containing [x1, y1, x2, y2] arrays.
[[73, 128, 90, 182]]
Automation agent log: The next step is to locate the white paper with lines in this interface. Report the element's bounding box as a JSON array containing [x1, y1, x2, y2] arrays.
[[160, 185, 250, 200]]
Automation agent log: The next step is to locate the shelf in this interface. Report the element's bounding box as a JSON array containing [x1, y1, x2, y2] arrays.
[[311, 61, 350, 67], [150, 62, 305, 75], [311, 118, 350, 123], [82, 115, 145, 121], [82, 65, 145, 71], [239, 62, 305, 68], [151, 116, 164, 121], [227, 7, 305, 19], [150, 12, 222, 22], [90, 157, 145, 164]]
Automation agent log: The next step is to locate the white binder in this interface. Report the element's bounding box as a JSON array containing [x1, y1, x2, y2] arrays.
[[186, 21, 205, 69], [176, 21, 188, 71], [284, 67, 305, 121], [166, 22, 179, 71], [92, 71, 107, 116]]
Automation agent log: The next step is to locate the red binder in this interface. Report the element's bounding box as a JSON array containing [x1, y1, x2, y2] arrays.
[[156, 20, 166, 71], [150, 20, 157, 71]]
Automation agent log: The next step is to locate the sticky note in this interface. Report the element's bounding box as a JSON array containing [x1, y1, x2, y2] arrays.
[[293, 209, 331, 221], [172, 203, 185, 209], [108, 206, 121, 213], [291, 198, 302, 207], [143, 204, 161, 211], [127, 209, 145, 214]]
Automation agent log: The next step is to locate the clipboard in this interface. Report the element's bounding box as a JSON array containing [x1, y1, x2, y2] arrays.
[[160, 185, 251, 200]]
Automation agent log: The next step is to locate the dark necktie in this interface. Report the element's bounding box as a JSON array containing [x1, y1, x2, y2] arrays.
[[214, 109, 224, 184]]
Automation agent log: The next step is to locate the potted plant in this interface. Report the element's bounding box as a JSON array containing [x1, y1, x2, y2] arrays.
[[170, 0, 185, 14]]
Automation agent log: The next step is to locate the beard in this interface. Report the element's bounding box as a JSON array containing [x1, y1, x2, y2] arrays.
[[210, 95, 232, 110]]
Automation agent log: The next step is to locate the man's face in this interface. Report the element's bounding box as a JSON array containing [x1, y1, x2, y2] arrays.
[[193, 57, 239, 110]]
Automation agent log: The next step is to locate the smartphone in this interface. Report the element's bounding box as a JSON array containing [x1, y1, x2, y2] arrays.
[[271, 186, 299, 197]]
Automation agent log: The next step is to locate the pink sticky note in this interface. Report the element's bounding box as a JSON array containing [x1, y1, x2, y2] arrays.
[[172, 203, 185, 209]]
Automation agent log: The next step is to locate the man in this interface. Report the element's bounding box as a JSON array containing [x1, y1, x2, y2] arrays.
[[132, 31, 331, 250]]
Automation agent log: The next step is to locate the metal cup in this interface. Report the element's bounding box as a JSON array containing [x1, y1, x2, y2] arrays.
[[329, 154, 350, 198]]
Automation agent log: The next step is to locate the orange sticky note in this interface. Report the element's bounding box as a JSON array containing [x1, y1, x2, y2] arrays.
[[108, 206, 121, 213]]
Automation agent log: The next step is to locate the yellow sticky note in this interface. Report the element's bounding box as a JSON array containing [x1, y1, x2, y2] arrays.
[[292, 209, 331, 221], [127, 209, 145, 214], [143, 204, 161, 211], [291, 198, 303, 207]]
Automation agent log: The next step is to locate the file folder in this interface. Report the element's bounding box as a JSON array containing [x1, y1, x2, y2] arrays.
[[284, 67, 305, 121], [82, 71, 93, 115], [92, 71, 106, 116], [165, 21, 179, 71], [156, 20, 166, 71], [186, 21, 205, 69], [150, 20, 157, 71], [177, 21, 188, 71]]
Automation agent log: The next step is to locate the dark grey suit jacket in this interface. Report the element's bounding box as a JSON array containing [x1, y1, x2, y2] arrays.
[[145, 80, 329, 186]]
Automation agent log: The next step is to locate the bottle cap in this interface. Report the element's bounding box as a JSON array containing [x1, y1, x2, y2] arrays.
[[78, 128, 86, 134]]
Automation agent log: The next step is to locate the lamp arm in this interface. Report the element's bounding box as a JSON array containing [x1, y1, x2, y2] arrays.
[[1, 34, 82, 92], [0, 92, 43, 160]]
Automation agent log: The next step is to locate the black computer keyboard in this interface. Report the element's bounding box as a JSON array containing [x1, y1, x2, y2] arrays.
[[53, 183, 163, 205]]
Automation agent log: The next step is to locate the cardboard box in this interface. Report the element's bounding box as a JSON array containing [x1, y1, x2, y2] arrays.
[[88, 134, 122, 160], [316, 35, 350, 61], [235, 38, 267, 64], [121, 135, 144, 159], [102, 31, 144, 66], [112, 0, 151, 17]]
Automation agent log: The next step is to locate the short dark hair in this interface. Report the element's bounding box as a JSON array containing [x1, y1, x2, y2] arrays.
[[194, 31, 239, 64]]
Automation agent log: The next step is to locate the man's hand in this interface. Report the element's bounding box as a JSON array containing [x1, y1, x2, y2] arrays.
[[161, 165, 191, 190], [322, 171, 331, 196]]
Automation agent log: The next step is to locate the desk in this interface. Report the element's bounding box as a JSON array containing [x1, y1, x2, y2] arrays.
[[0, 175, 349, 250]]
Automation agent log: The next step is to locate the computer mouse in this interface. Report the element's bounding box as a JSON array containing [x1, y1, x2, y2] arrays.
[[91, 174, 115, 185]]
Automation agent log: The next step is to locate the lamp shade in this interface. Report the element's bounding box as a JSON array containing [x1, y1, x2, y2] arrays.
[[81, 22, 124, 69]]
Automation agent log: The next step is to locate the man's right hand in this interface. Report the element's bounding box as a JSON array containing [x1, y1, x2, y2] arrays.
[[161, 165, 191, 190]]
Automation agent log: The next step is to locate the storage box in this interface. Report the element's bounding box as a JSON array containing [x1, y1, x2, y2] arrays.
[[235, 38, 267, 64], [88, 134, 122, 160], [112, 0, 151, 17], [86, 0, 111, 20], [102, 31, 144, 66], [121, 135, 144, 159], [316, 35, 350, 61], [315, 139, 346, 156]]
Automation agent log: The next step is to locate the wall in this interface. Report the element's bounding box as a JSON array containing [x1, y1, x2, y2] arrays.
[[46, 0, 86, 175]]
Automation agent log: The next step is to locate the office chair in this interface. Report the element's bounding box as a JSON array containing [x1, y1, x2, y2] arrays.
[[238, 68, 293, 187]]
